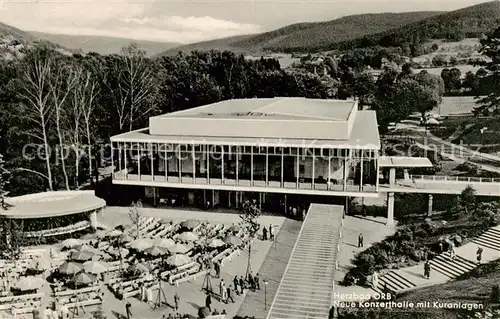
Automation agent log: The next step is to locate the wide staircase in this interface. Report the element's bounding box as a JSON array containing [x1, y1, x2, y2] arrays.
[[376, 225, 500, 294], [266, 204, 343, 319]]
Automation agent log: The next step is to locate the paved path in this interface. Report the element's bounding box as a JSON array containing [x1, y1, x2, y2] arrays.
[[236, 219, 302, 319], [376, 225, 500, 295], [267, 204, 343, 319]]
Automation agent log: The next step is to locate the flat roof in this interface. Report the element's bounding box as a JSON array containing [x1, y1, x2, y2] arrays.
[[2, 191, 106, 219], [379, 156, 433, 168], [113, 110, 380, 149], [159, 97, 356, 121]]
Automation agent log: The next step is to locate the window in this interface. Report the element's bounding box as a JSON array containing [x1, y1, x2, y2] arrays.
[[299, 164, 305, 175]]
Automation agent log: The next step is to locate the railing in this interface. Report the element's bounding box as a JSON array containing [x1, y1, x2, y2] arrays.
[[410, 175, 500, 183]]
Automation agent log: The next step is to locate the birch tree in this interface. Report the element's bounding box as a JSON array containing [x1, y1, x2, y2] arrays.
[[50, 63, 78, 190], [120, 44, 157, 131], [18, 52, 54, 190]]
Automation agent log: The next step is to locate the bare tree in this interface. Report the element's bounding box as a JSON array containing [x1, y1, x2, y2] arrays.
[[79, 71, 99, 186], [120, 44, 157, 131], [18, 54, 54, 190], [50, 63, 78, 190], [128, 201, 142, 239]]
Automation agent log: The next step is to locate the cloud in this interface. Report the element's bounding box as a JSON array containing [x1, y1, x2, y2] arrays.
[[0, 1, 261, 44]]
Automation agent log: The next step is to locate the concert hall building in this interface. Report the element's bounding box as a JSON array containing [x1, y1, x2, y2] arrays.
[[110, 97, 381, 210]]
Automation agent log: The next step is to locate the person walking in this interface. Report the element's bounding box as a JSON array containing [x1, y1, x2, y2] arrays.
[[205, 294, 212, 311], [254, 273, 260, 290], [372, 271, 379, 290], [233, 276, 239, 295], [438, 241, 443, 254], [214, 261, 221, 278], [219, 279, 226, 301], [238, 276, 245, 293], [477, 247, 483, 264], [226, 286, 234, 303], [449, 243, 456, 260], [247, 272, 254, 291], [125, 301, 132, 319], [174, 292, 180, 311], [262, 227, 268, 241], [269, 225, 274, 241], [358, 233, 364, 248], [424, 260, 431, 279]]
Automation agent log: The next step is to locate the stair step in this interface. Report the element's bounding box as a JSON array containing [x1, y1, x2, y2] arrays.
[[472, 237, 500, 251], [378, 271, 415, 292], [478, 232, 500, 244], [434, 254, 476, 271]]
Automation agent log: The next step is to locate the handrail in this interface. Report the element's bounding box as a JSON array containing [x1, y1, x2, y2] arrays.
[[409, 175, 500, 183]]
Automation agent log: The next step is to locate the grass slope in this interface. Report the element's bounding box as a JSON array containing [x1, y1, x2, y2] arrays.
[[159, 11, 442, 56], [30, 32, 180, 56]]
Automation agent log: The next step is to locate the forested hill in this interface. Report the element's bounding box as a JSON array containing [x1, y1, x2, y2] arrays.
[[159, 11, 443, 56], [162, 1, 500, 55], [325, 0, 500, 53]]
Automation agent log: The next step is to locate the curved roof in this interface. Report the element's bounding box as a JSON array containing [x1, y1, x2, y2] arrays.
[[2, 191, 106, 219]]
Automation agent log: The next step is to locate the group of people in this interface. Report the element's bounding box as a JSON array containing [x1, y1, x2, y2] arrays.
[[262, 225, 275, 241]]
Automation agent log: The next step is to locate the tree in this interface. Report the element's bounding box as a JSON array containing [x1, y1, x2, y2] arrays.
[[475, 26, 500, 115], [352, 71, 376, 107], [50, 61, 78, 190], [460, 185, 477, 214], [0, 154, 10, 210], [240, 199, 261, 236], [16, 48, 54, 190], [128, 202, 142, 239]]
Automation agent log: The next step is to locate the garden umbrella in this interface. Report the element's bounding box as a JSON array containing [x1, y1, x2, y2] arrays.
[[83, 261, 108, 274], [127, 262, 151, 274], [208, 238, 226, 248], [180, 220, 200, 230], [129, 239, 153, 251], [107, 246, 129, 257], [227, 224, 240, 232], [58, 262, 83, 275], [74, 245, 101, 255], [166, 254, 192, 267], [154, 238, 175, 249], [118, 234, 134, 243], [223, 235, 243, 246], [144, 245, 167, 257], [73, 271, 97, 286], [168, 243, 191, 254], [198, 307, 211, 318], [70, 250, 94, 261], [15, 276, 45, 291], [159, 218, 172, 225], [178, 232, 199, 242], [61, 238, 83, 248], [105, 229, 123, 238]]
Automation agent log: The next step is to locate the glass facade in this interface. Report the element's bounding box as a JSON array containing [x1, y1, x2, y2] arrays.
[[112, 142, 379, 193]]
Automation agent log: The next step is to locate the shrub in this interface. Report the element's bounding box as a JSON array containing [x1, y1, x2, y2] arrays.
[[491, 285, 500, 303]]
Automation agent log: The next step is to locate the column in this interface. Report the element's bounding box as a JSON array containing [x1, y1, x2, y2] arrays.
[[280, 147, 284, 187], [386, 192, 394, 226], [207, 146, 210, 183], [265, 148, 269, 185], [164, 144, 168, 180], [236, 146, 239, 184], [150, 143, 154, 181], [212, 190, 215, 207], [327, 153, 331, 190], [375, 154, 380, 192], [137, 143, 141, 178], [192, 144, 196, 180], [389, 168, 396, 185], [90, 210, 98, 229], [259, 193, 262, 210], [178, 145, 182, 180], [404, 169, 410, 181], [111, 142, 115, 173], [236, 191, 239, 208], [343, 151, 348, 191], [359, 150, 364, 192], [312, 151, 315, 189], [428, 194, 433, 215], [228, 191, 231, 208], [250, 147, 254, 185], [345, 197, 349, 216], [284, 194, 287, 214], [296, 147, 299, 188], [118, 143, 122, 172], [124, 144, 128, 177], [221, 145, 225, 182]]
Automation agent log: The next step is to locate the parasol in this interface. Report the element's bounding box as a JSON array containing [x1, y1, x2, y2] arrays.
[[15, 276, 45, 291], [168, 243, 191, 254], [73, 271, 98, 285], [144, 245, 167, 257], [179, 220, 200, 230], [223, 235, 243, 246], [166, 254, 192, 267], [58, 262, 83, 275], [178, 232, 199, 242], [83, 261, 108, 274], [129, 239, 153, 251]]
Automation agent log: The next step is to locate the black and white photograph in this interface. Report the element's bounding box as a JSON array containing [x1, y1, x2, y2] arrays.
[[0, 0, 499, 318]]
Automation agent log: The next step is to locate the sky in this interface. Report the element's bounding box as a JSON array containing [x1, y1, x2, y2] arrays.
[[0, 0, 492, 44]]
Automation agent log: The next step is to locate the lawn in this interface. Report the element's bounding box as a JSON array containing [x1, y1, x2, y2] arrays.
[[451, 117, 500, 147]]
